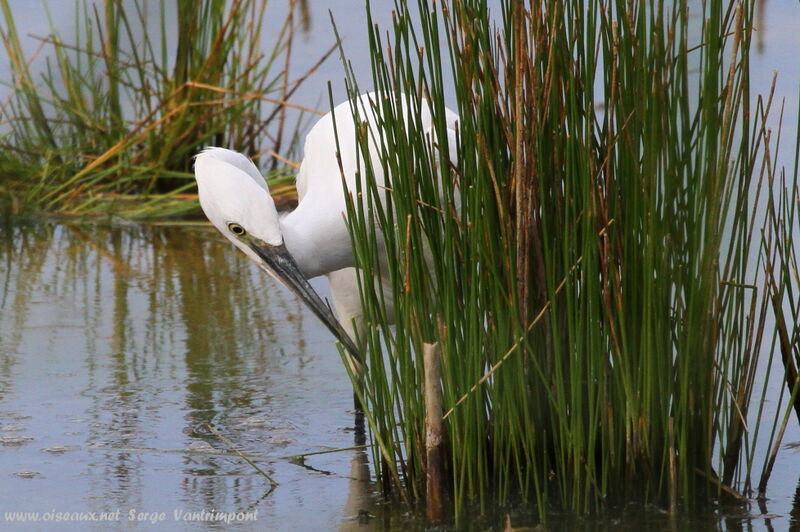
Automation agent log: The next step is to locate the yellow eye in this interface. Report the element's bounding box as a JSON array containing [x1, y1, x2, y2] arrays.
[[228, 223, 246, 236]]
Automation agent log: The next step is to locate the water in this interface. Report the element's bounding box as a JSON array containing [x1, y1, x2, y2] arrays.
[[2, 1, 800, 530], [0, 222, 797, 532], [0, 221, 384, 531]]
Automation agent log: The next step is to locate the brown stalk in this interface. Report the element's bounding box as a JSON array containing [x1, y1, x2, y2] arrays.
[[424, 342, 446, 522]]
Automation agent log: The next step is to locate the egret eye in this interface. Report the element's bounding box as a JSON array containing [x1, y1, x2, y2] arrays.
[[228, 223, 246, 236]]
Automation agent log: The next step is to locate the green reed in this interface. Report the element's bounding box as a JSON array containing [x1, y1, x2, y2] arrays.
[[0, 0, 313, 216], [338, 0, 800, 521]]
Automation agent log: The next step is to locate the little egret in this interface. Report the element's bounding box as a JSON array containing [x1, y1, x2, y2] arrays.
[[193, 92, 458, 365]]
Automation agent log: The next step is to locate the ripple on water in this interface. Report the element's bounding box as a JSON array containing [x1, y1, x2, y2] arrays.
[[0, 435, 34, 446], [13, 471, 41, 479], [41, 445, 81, 454]]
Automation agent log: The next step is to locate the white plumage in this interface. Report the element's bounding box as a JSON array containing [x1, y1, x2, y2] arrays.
[[194, 92, 458, 358]]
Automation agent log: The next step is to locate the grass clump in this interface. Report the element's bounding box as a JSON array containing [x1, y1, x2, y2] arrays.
[[0, 0, 318, 217], [340, 0, 800, 522]]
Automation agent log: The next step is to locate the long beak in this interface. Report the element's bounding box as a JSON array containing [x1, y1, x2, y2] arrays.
[[247, 240, 363, 367]]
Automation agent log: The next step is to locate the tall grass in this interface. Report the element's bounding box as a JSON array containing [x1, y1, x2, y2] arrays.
[[0, 0, 318, 216], [339, 0, 800, 521]]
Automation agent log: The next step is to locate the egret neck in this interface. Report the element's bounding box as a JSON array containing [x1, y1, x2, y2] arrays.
[[280, 204, 354, 280]]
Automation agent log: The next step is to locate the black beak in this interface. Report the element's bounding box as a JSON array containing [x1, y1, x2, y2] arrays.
[[248, 241, 363, 368]]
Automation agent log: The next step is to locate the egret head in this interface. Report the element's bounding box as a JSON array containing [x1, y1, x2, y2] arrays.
[[193, 147, 361, 364], [194, 147, 283, 261]]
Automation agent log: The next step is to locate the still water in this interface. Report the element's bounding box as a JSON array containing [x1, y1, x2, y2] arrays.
[[0, 221, 388, 531], [0, 219, 799, 531]]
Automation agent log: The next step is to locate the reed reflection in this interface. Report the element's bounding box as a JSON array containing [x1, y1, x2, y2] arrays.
[[0, 222, 343, 512]]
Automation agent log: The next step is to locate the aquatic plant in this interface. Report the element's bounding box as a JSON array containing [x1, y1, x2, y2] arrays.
[[340, 0, 800, 521], [0, 0, 317, 217]]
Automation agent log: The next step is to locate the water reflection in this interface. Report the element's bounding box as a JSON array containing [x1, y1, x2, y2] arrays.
[[1, 218, 799, 530], [0, 221, 370, 530], [792, 478, 800, 530]]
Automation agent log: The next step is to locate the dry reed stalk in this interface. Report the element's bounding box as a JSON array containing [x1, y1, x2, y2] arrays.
[[424, 342, 445, 522]]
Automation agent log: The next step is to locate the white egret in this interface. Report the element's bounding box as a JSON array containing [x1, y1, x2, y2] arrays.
[[193, 92, 458, 365]]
